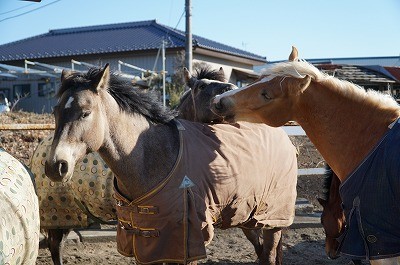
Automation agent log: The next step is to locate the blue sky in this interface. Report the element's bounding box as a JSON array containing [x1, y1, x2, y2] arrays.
[[0, 0, 399, 61]]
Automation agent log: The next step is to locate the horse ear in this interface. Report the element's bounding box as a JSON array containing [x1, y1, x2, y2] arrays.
[[183, 67, 191, 84], [183, 67, 196, 88], [93, 63, 110, 92], [288, 46, 298, 61], [298, 75, 311, 93], [218, 67, 225, 75], [317, 197, 327, 207], [61, 69, 74, 82]]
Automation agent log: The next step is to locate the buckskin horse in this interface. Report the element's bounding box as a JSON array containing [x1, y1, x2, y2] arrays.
[[44, 64, 298, 264], [212, 46, 400, 264], [33, 64, 272, 265], [0, 148, 40, 265]]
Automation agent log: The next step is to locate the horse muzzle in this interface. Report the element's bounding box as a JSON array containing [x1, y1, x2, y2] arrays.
[[45, 159, 72, 182], [211, 96, 235, 120]]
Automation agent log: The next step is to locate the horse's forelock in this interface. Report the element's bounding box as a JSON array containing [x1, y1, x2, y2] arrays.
[[261, 61, 326, 82], [56, 69, 99, 99], [194, 65, 226, 82]]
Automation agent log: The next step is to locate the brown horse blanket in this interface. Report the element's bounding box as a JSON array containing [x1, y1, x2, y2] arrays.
[[114, 119, 298, 264]]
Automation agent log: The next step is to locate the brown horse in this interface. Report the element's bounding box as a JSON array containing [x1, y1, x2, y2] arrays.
[[318, 165, 362, 265], [212, 47, 400, 264], [44, 65, 298, 265], [318, 166, 345, 260]]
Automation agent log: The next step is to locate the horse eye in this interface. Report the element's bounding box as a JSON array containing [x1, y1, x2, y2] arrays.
[[261, 92, 272, 100], [199, 83, 207, 90], [81, 111, 91, 119]]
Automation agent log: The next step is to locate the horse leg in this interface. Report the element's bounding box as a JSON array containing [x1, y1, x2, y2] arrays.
[[47, 228, 71, 265], [241, 228, 263, 258], [259, 227, 282, 265]]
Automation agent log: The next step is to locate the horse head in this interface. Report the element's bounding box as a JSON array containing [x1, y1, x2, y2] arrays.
[[211, 46, 312, 126], [45, 64, 113, 182], [318, 167, 346, 260], [178, 65, 237, 123]]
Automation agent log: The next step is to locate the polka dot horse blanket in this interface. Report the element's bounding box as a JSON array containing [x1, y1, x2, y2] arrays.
[[30, 135, 116, 229], [0, 149, 39, 265], [114, 120, 298, 264], [339, 118, 400, 260]]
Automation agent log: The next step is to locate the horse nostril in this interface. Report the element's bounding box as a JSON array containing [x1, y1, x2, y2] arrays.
[[214, 98, 224, 111], [58, 160, 68, 177]]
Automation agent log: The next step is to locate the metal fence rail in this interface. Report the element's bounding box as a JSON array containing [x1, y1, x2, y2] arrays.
[[0, 124, 55, 130]]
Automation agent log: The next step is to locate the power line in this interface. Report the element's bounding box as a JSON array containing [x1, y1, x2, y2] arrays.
[[174, 8, 185, 30], [0, 0, 62, 23], [0, 3, 35, 16]]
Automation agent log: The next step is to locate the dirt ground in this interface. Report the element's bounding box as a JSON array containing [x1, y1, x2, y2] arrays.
[[0, 112, 359, 264]]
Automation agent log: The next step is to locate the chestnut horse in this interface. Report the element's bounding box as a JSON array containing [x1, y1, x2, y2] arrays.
[[212, 46, 400, 264], [44, 65, 298, 264], [318, 165, 362, 265]]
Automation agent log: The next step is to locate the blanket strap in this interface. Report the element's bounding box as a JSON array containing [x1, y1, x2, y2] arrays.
[[118, 219, 160, 237]]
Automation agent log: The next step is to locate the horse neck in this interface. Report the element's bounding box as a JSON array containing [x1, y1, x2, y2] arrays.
[[98, 101, 179, 201], [295, 81, 400, 181]]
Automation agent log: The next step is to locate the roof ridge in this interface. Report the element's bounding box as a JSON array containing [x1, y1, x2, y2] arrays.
[[150, 21, 187, 46], [192, 33, 265, 59], [48, 20, 157, 35]]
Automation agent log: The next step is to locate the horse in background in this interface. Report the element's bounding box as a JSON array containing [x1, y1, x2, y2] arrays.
[[178, 65, 285, 263], [212, 46, 400, 264], [0, 149, 39, 265], [176, 65, 236, 123], [318, 165, 362, 265], [30, 140, 115, 265], [44, 64, 298, 265]]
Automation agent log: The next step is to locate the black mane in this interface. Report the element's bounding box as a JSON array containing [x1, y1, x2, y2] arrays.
[[193, 64, 226, 82], [58, 67, 177, 124], [322, 164, 333, 200], [177, 65, 226, 107]]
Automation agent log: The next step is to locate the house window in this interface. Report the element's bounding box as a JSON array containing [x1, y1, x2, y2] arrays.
[[13, 84, 31, 98], [38, 82, 55, 97]]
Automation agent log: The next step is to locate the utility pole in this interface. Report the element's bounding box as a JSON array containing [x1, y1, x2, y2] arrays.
[[162, 40, 166, 107], [185, 0, 192, 74]]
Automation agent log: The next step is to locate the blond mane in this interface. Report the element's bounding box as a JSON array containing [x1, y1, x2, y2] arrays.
[[261, 60, 399, 109]]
